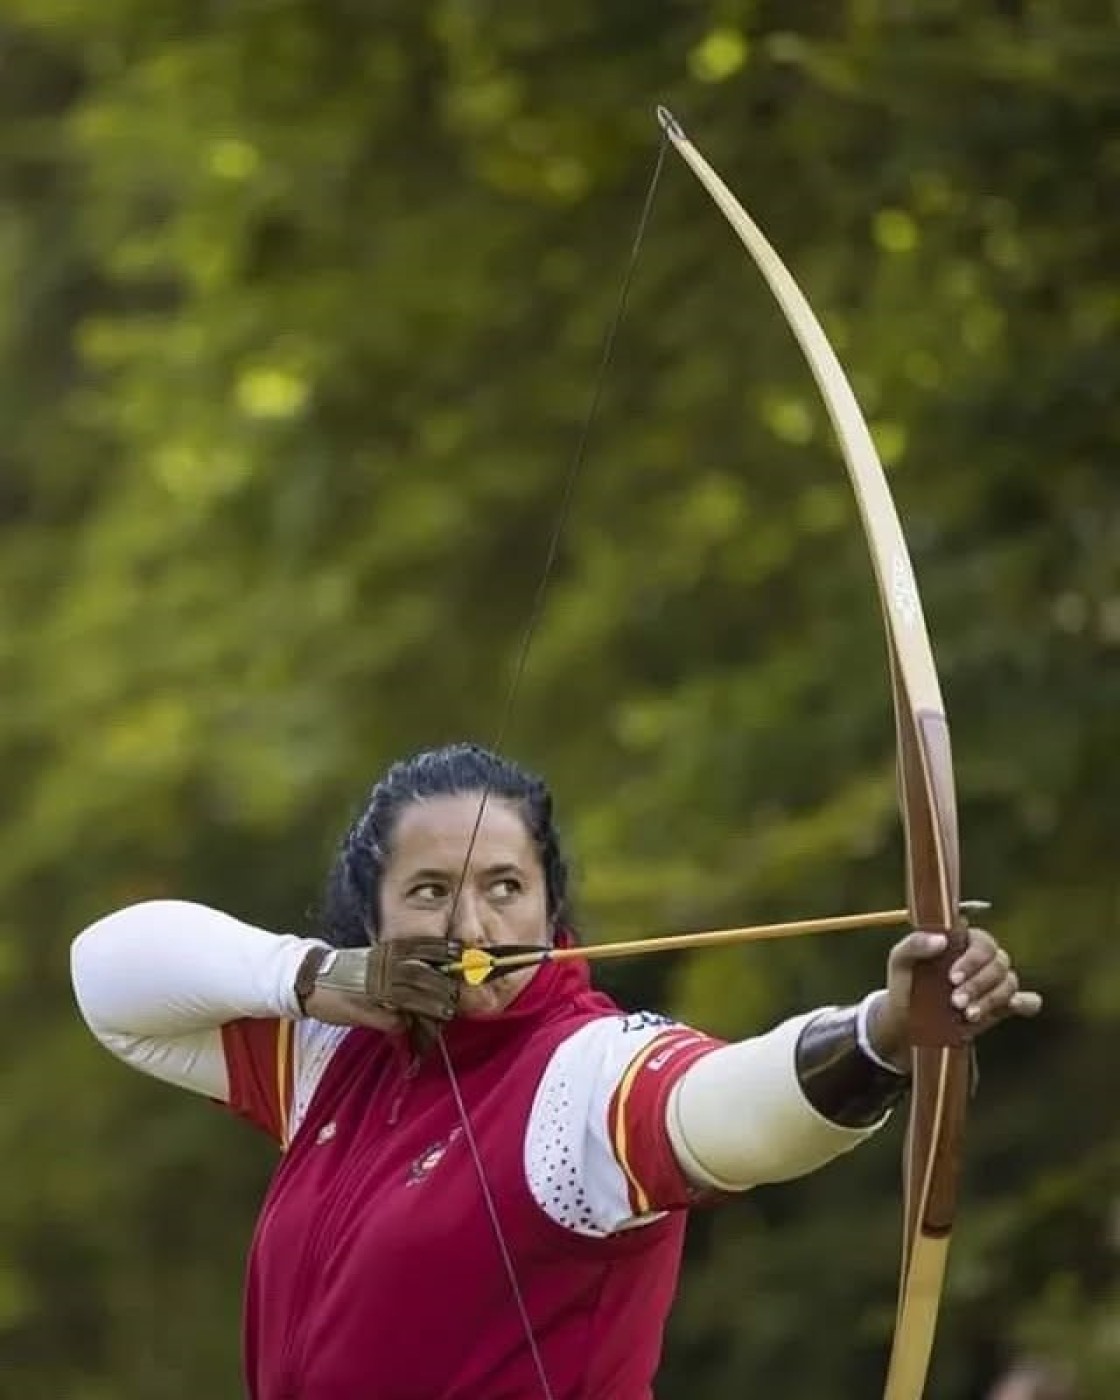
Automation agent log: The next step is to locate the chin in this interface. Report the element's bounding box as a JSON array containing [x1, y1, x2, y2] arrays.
[[459, 989, 505, 1017], [459, 969, 533, 1018]]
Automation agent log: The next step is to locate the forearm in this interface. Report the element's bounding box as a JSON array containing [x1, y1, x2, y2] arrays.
[[667, 1000, 907, 1191], [70, 900, 322, 1096]]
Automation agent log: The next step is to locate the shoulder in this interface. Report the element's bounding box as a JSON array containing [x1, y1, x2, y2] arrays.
[[529, 1011, 706, 1173], [547, 1010, 716, 1087], [524, 1011, 723, 1234]]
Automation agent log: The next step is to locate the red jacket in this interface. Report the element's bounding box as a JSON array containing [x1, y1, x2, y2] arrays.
[[238, 961, 701, 1399]]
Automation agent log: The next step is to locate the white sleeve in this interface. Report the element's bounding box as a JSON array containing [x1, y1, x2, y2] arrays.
[[70, 899, 322, 1102], [666, 1011, 885, 1191], [525, 1009, 891, 1237], [525, 1013, 715, 1237]]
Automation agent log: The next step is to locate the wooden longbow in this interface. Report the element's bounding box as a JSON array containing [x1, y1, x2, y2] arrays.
[[655, 107, 974, 1399]]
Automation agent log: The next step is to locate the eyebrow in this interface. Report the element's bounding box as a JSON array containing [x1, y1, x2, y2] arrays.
[[405, 862, 523, 883]]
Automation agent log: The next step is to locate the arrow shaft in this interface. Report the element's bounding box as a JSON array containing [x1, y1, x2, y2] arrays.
[[445, 906, 911, 980]]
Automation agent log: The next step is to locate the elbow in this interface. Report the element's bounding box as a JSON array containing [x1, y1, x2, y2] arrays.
[[70, 903, 159, 1040], [70, 910, 172, 1067], [71, 917, 117, 1041]]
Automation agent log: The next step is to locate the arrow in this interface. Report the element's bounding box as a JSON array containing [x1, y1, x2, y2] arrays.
[[445, 902, 990, 986]]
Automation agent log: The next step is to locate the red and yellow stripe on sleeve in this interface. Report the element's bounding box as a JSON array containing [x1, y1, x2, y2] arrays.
[[607, 1028, 722, 1214], [220, 1018, 296, 1148]]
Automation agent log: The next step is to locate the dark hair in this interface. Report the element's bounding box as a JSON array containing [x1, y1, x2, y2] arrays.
[[320, 743, 573, 948]]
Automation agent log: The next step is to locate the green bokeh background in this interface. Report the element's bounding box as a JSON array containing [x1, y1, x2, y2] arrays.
[[0, 3, 1115, 1396]]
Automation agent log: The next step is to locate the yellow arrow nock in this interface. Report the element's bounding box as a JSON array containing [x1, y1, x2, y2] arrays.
[[457, 946, 496, 987]]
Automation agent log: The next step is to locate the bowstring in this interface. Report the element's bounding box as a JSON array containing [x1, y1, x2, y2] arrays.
[[444, 133, 669, 937], [437, 129, 671, 1400]]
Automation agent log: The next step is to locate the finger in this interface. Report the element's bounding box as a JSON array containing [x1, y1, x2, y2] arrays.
[[401, 989, 458, 1021], [399, 937, 461, 963], [951, 946, 1011, 1008], [960, 968, 1032, 1026], [398, 956, 455, 980], [1009, 990, 1043, 1017], [948, 926, 1000, 983], [397, 968, 460, 1019], [965, 999, 1038, 1033]]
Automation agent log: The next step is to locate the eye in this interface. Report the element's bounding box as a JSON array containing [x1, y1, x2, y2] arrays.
[[490, 877, 522, 899], [408, 881, 448, 903]]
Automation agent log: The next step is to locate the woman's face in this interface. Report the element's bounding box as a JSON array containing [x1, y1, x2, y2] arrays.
[[378, 792, 551, 1016]]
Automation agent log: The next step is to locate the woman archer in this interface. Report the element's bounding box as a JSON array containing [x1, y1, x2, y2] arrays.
[[71, 742, 1040, 1400]]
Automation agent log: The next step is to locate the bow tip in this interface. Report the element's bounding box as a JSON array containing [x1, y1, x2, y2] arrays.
[[655, 105, 686, 142]]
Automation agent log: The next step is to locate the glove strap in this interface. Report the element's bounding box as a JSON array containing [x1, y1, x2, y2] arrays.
[[294, 945, 334, 1015], [294, 947, 370, 1013]]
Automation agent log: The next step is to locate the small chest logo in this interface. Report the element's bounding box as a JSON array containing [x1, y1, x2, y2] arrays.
[[620, 1011, 675, 1035], [406, 1128, 462, 1186]]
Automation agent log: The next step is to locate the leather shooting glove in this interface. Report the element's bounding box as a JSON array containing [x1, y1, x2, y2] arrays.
[[368, 936, 461, 1057], [366, 936, 461, 1021], [297, 936, 461, 1031]]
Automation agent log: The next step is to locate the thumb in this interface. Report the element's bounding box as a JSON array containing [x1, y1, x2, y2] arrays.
[[886, 930, 949, 1007], [891, 929, 950, 970]]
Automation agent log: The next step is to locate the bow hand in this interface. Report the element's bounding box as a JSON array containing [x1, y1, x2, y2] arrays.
[[867, 927, 1043, 1069]]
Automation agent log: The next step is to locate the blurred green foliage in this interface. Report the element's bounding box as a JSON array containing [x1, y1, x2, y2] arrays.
[[0, 1, 1116, 1396]]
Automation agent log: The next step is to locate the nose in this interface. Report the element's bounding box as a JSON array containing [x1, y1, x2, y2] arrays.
[[449, 890, 486, 947]]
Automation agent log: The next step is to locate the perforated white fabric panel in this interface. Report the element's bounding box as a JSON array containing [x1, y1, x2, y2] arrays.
[[524, 1015, 683, 1237]]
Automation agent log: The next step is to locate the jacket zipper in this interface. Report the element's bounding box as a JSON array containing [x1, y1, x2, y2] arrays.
[[387, 1056, 420, 1125]]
